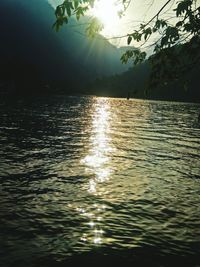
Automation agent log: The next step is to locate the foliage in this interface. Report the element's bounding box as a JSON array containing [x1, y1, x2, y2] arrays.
[[53, 0, 96, 33], [53, 0, 200, 89]]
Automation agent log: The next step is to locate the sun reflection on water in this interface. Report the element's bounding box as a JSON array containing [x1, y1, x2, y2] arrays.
[[76, 203, 107, 245], [81, 98, 114, 194], [78, 98, 114, 244]]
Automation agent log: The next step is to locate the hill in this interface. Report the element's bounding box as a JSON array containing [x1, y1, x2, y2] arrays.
[[0, 0, 129, 96], [88, 61, 200, 103]]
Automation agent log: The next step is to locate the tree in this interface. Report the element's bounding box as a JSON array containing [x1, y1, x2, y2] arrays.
[[53, 0, 200, 89]]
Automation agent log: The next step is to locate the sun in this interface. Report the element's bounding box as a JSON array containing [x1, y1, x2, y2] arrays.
[[90, 0, 124, 36]]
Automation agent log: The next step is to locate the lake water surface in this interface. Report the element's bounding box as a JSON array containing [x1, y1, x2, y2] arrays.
[[0, 96, 200, 267]]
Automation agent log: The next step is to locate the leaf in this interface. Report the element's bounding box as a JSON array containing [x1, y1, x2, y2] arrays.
[[176, 21, 183, 27], [74, 0, 79, 9], [175, 0, 192, 17], [127, 36, 132, 45], [55, 5, 64, 18], [121, 53, 128, 64], [161, 20, 167, 28], [52, 21, 60, 32], [140, 51, 147, 60], [144, 27, 152, 40], [132, 31, 142, 42], [66, 2, 72, 16], [155, 20, 161, 29], [161, 36, 168, 47]]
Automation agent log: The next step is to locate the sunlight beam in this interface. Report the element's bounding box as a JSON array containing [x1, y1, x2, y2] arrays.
[[90, 0, 124, 36]]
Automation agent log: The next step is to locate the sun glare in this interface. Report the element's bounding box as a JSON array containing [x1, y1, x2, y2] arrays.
[[91, 0, 123, 36]]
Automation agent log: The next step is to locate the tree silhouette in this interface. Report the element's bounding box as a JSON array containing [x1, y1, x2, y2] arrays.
[[53, 0, 200, 89]]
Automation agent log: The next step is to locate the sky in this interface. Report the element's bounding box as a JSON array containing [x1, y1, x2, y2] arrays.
[[47, 0, 177, 47], [0, 0, 199, 99]]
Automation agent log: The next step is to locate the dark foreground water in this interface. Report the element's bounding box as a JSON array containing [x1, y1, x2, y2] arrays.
[[0, 96, 200, 267]]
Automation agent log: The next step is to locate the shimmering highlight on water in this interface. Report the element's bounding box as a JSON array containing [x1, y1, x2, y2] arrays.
[[0, 96, 200, 267]]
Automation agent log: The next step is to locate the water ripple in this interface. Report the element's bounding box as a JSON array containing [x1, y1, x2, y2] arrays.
[[0, 96, 200, 266]]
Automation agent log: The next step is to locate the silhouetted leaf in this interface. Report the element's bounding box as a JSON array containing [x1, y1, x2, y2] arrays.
[[127, 36, 132, 45]]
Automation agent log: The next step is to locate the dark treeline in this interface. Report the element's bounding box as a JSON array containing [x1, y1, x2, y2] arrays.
[[87, 61, 200, 103]]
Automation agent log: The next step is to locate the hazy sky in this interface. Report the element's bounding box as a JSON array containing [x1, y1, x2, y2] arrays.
[[48, 0, 172, 29], [47, 0, 200, 47]]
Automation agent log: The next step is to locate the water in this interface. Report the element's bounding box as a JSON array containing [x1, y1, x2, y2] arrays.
[[0, 96, 200, 267]]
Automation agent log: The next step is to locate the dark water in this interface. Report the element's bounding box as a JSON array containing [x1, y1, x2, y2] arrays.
[[0, 96, 200, 267]]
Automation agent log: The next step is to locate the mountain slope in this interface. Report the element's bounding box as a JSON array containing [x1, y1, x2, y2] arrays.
[[0, 0, 128, 95], [88, 62, 200, 103]]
